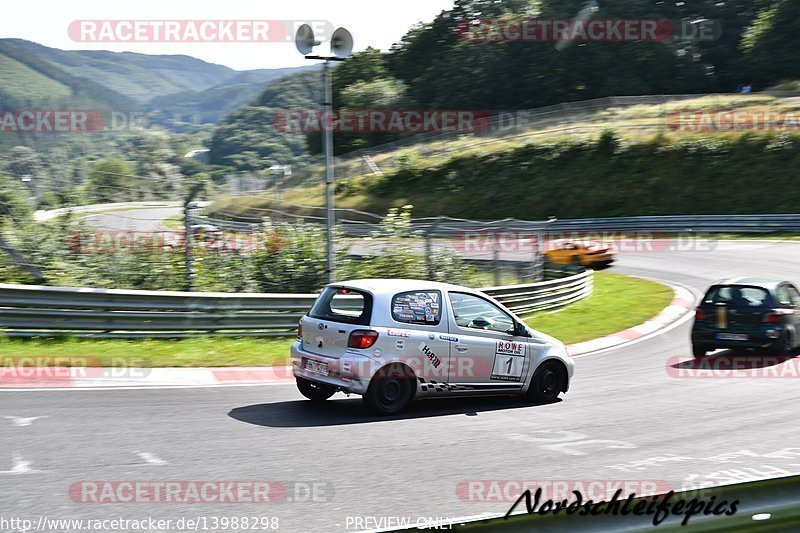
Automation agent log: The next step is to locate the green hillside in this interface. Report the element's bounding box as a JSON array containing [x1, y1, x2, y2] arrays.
[[0, 53, 71, 103], [0, 41, 136, 111], [144, 65, 318, 129], [208, 69, 323, 167], [2, 39, 233, 103], [0, 39, 316, 132]]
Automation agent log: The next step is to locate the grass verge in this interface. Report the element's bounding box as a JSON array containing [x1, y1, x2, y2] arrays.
[[523, 271, 673, 345], [0, 337, 293, 368], [0, 272, 672, 367]]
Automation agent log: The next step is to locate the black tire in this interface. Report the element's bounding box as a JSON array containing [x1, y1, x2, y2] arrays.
[[692, 344, 707, 359], [571, 255, 582, 266], [296, 377, 336, 402], [363, 366, 414, 415], [774, 332, 793, 357], [527, 360, 565, 403]]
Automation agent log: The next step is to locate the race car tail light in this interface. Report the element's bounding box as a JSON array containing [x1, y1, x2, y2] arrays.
[[348, 330, 379, 349], [297, 319, 303, 339], [695, 308, 707, 320], [763, 309, 793, 323]]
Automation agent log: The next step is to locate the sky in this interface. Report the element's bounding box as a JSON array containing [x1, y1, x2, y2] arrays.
[[1, 0, 455, 71]]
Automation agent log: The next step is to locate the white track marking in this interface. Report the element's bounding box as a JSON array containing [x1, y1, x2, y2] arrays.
[[572, 278, 700, 359], [0, 381, 295, 392], [3, 416, 46, 427], [135, 451, 167, 465], [0, 453, 41, 475]]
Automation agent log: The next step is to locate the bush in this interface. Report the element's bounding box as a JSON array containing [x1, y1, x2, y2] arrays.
[[365, 130, 800, 219]]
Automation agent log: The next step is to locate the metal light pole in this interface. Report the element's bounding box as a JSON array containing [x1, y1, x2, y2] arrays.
[[322, 61, 336, 284], [295, 24, 353, 284]]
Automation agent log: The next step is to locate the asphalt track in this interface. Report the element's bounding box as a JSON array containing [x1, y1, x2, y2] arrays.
[[3, 240, 800, 532], [81, 207, 182, 233]]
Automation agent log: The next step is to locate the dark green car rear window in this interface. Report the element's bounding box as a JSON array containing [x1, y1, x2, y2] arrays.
[[703, 285, 772, 307]]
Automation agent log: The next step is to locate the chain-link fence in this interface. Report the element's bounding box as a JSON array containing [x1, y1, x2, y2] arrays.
[[227, 92, 781, 190]]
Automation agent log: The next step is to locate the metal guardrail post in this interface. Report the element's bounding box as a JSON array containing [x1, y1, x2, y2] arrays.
[[183, 183, 204, 292], [425, 218, 440, 280], [493, 222, 503, 286]]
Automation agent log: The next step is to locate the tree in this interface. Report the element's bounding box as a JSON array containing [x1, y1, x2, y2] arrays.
[[340, 78, 407, 109], [3, 146, 42, 180], [0, 175, 31, 223], [332, 47, 388, 102], [86, 158, 136, 203], [742, 0, 800, 87]]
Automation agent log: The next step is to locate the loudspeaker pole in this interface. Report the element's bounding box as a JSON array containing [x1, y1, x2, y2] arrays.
[[295, 24, 353, 285]]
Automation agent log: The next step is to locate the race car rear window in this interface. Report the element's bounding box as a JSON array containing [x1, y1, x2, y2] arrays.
[[703, 285, 772, 307], [308, 287, 372, 325], [391, 290, 442, 325]]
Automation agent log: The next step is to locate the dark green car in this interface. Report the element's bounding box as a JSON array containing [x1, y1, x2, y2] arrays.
[[691, 278, 800, 359]]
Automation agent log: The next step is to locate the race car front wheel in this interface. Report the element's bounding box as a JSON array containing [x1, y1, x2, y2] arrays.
[[527, 360, 565, 403]]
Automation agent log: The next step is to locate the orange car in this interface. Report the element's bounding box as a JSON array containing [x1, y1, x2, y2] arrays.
[[544, 240, 615, 267]]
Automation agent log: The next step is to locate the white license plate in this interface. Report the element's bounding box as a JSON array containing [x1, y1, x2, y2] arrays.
[[304, 359, 329, 376], [717, 333, 748, 341]]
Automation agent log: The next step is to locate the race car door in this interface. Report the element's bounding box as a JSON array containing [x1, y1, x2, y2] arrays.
[[388, 288, 451, 386], [445, 291, 530, 389]]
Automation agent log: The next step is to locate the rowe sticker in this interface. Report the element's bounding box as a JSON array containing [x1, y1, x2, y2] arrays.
[[496, 341, 526, 356], [491, 341, 526, 381]]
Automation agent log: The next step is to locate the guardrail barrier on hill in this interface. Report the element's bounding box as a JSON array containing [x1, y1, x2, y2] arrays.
[[200, 212, 800, 237], [0, 267, 591, 338]]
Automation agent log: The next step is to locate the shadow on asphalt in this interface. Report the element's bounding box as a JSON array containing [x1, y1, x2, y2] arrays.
[[228, 396, 561, 428], [670, 349, 798, 370]]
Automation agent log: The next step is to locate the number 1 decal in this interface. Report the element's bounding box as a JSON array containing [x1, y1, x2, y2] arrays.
[[491, 350, 525, 382]]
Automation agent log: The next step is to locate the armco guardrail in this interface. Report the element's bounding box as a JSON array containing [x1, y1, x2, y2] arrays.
[[482, 268, 592, 314], [0, 269, 591, 338], [203, 212, 800, 237]]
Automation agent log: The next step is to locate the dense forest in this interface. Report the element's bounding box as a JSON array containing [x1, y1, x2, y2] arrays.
[[209, 0, 800, 167]]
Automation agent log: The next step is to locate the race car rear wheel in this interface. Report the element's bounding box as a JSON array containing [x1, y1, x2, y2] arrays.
[[527, 360, 565, 403], [692, 344, 708, 359], [363, 365, 414, 415], [773, 332, 793, 357], [296, 377, 336, 402]]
